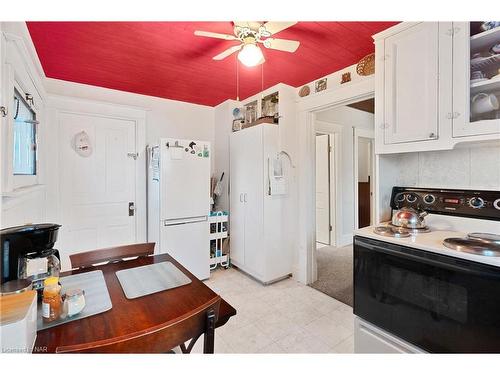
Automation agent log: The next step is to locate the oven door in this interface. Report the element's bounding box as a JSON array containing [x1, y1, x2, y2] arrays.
[[354, 236, 500, 353]]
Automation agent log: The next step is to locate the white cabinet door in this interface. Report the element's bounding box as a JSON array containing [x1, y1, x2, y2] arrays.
[[241, 127, 264, 277], [453, 22, 500, 137], [384, 22, 441, 144], [229, 131, 246, 266]]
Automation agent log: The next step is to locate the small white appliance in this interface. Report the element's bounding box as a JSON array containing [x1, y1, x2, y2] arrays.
[[0, 290, 37, 353], [147, 138, 211, 280]]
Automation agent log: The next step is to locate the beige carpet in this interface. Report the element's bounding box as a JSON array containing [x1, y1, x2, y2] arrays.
[[310, 244, 353, 307]]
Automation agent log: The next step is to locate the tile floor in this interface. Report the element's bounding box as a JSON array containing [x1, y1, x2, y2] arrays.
[[190, 267, 354, 354]]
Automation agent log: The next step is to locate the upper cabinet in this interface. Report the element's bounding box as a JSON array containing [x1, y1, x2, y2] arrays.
[[374, 22, 500, 155], [453, 22, 500, 138], [383, 23, 446, 144]]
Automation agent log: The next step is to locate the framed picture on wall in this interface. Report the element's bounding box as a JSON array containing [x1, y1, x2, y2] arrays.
[[232, 119, 244, 132], [244, 100, 257, 124]]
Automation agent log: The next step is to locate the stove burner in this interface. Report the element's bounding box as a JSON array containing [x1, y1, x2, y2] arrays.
[[387, 223, 431, 234], [467, 232, 500, 245], [374, 226, 411, 238], [443, 238, 500, 257]]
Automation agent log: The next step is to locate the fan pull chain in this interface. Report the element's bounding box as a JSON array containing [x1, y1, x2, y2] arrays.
[[236, 56, 240, 101], [261, 63, 264, 99]]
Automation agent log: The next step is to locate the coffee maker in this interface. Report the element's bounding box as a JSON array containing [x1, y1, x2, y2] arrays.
[[1, 223, 62, 294]]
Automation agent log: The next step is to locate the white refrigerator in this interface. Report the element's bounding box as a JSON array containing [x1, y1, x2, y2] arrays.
[[147, 138, 211, 280]]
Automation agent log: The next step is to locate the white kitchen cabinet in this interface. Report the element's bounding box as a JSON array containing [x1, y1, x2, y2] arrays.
[[229, 123, 292, 283], [374, 22, 500, 154], [374, 22, 453, 153], [453, 22, 500, 138]]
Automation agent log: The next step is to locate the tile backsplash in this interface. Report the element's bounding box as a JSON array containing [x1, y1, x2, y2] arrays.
[[395, 143, 500, 190]]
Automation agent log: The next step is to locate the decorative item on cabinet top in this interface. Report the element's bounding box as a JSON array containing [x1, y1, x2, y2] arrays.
[[315, 78, 327, 93], [261, 92, 279, 119], [298, 85, 310, 97], [244, 100, 258, 124], [341, 72, 351, 84], [356, 53, 375, 76]]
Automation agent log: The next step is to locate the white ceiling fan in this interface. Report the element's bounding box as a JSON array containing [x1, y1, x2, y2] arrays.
[[194, 21, 300, 67]]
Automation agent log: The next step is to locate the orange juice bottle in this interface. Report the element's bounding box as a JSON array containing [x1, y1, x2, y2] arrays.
[[42, 276, 62, 323]]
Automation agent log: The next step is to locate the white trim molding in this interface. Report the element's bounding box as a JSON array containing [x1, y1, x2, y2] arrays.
[[296, 76, 375, 284]]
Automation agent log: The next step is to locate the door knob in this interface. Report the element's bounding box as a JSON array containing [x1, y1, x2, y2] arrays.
[[128, 202, 135, 216]]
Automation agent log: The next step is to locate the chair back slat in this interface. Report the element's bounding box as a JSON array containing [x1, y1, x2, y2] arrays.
[[69, 242, 155, 269]]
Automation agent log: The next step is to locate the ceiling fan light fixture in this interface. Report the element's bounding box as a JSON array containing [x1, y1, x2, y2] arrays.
[[237, 43, 264, 67]]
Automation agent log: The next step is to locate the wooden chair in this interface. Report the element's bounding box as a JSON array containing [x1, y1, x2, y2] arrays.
[[69, 242, 155, 269], [54, 297, 221, 353]]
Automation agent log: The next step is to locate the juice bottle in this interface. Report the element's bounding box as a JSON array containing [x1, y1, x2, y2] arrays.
[[42, 276, 62, 323]]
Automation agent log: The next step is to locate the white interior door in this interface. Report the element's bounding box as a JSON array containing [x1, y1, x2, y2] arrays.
[[315, 134, 330, 245], [59, 112, 137, 269]]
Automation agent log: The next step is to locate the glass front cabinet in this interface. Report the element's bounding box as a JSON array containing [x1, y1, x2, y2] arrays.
[[453, 22, 500, 137]]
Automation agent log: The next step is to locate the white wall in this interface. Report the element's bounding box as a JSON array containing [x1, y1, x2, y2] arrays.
[[377, 143, 500, 221], [315, 105, 374, 245], [1, 22, 216, 248], [213, 99, 238, 212], [45, 79, 215, 156], [1, 22, 48, 228]]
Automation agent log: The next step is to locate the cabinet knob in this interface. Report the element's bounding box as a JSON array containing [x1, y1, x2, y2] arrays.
[[429, 132, 436, 139], [446, 112, 453, 119], [453, 112, 461, 118]]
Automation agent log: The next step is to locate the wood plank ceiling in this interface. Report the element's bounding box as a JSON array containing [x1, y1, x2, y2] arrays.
[[27, 22, 398, 106]]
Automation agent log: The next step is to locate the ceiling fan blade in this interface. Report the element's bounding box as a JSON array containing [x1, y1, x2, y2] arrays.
[[262, 21, 297, 35], [233, 21, 262, 30], [213, 44, 242, 60], [263, 38, 300, 52], [194, 30, 238, 41]]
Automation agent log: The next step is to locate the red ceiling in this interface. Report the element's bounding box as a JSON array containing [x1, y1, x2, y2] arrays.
[[26, 22, 398, 107]]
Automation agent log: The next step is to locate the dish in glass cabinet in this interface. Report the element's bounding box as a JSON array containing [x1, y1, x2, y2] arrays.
[[470, 78, 489, 84]]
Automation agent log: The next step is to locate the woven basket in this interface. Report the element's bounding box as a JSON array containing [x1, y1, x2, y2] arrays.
[[356, 53, 375, 76]]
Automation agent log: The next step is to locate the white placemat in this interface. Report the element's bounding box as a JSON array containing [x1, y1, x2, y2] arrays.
[[37, 270, 112, 331], [115, 261, 192, 299]]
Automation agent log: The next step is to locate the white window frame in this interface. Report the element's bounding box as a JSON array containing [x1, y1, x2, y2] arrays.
[[11, 79, 39, 189], [9, 81, 40, 190]]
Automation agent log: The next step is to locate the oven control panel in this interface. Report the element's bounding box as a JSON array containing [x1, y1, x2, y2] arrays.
[[391, 187, 500, 221]]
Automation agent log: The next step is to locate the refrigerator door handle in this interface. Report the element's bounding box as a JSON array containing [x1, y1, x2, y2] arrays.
[[164, 216, 208, 226]]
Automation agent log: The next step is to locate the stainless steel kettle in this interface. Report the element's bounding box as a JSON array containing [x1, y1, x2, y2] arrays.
[[391, 207, 428, 229]]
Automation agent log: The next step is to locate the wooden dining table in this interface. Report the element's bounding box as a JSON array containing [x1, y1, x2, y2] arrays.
[[33, 253, 236, 353]]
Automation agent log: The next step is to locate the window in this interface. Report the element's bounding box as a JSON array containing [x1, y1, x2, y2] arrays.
[[13, 90, 37, 175]]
